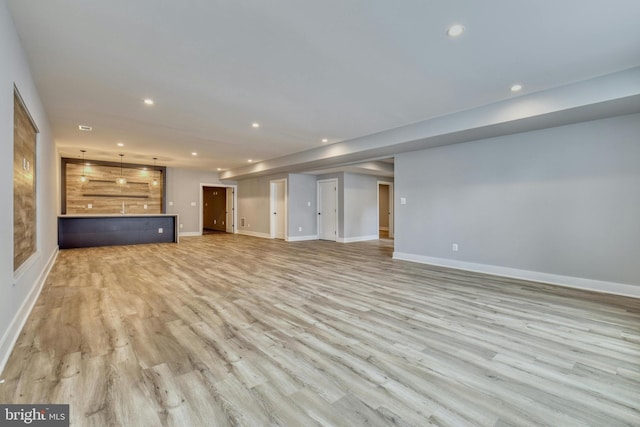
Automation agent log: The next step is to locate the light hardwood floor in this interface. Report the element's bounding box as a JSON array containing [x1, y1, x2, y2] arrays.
[[1, 234, 639, 426]]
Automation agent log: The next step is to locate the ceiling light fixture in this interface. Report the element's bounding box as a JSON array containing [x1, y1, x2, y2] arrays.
[[117, 142, 124, 147], [80, 150, 87, 183], [510, 84, 523, 92], [144, 98, 154, 105], [116, 154, 127, 185], [322, 138, 328, 143], [248, 159, 253, 163], [447, 24, 465, 37], [217, 168, 222, 171], [78, 125, 92, 131], [191, 152, 198, 156], [251, 122, 260, 128], [151, 157, 159, 186]]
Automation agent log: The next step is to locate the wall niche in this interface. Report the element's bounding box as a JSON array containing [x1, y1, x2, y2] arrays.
[[61, 158, 166, 215]]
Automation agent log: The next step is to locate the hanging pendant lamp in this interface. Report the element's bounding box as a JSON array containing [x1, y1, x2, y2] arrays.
[[151, 157, 159, 186], [116, 154, 127, 185], [80, 150, 87, 183]]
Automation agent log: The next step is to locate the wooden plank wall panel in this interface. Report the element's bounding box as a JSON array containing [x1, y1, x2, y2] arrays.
[[13, 92, 37, 271], [65, 163, 163, 215]]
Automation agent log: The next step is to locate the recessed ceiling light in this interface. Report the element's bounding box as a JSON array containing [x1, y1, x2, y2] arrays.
[[144, 98, 154, 105], [447, 24, 465, 37], [217, 167, 222, 171], [510, 84, 523, 92], [251, 122, 260, 128], [322, 138, 328, 143], [248, 159, 253, 163], [117, 142, 124, 147], [78, 125, 92, 131], [191, 152, 198, 156]]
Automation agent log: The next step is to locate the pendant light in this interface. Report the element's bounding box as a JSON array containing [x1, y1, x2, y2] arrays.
[[151, 157, 159, 186], [79, 150, 87, 183], [116, 154, 127, 185]]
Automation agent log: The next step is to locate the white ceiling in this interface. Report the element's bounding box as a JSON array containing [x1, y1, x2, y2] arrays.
[[7, 0, 640, 173]]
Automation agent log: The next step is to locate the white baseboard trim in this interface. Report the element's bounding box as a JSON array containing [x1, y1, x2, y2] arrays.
[[179, 231, 202, 237], [392, 252, 640, 299], [0, 247, 59, 376], [237, 230, 271, 239], [286, 235, 318, 242], [338, 235, 379, 243]]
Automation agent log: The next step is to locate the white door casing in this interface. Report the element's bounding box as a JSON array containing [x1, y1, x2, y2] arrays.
[[377, 181, 394, 238]]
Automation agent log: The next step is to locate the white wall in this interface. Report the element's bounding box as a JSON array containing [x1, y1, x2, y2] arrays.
[[288, 173, 317, 239], [236, 173, 288, 237], [236, 171, 389, 242], [342, 173, 381, 241], [165, 167, 234, 234], [394, 113, 640, 296], [0, 1, 58, 373]]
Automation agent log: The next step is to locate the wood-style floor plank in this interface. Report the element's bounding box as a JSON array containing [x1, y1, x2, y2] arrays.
[[1, 234, 639, 426]]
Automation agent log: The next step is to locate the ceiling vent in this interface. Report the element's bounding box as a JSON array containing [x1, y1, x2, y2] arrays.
[[78, 125, 92, 131]]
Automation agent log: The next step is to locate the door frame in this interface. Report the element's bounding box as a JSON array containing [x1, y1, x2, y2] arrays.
[[317, 178, 338, 241], [377, 181, 394, 238], [269, 178, 288, 239], [199, 183, 238, 235]]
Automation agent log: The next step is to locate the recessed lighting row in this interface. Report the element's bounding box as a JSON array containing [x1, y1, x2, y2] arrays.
[[445, 24, 524, 94]]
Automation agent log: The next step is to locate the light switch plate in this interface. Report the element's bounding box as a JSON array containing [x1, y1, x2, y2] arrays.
[[400, 197, 407, 205]]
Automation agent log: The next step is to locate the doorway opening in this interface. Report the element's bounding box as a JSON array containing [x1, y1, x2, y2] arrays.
[[378, 181, 394, 239], [270, 178, 287, 239], [200, 184, 237, 235]]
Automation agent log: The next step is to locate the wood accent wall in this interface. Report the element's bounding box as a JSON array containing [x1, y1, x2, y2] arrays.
[[65, 161, 163, 215], [14, 91, 38, 271]]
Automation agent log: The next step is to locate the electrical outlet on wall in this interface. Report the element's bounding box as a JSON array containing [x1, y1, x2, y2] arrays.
[[87, 204, 92, 209], [180, 224, 183, 229], [298, 226, 302, 232], [158, 228, 163, 234], [144, 204, 148, 209], [452, 243, 459, 252]]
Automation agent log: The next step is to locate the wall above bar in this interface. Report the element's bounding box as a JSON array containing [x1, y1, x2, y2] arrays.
[[61, 157, 166, 215]]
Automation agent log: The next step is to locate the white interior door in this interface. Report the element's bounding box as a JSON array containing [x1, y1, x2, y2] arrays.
[[270, 180, 286, 239], [318, 180, 337, 241]]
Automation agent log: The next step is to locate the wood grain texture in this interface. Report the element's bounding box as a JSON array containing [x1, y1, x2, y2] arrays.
[[13, 91, 37, 270], [65, 162, 163, 215], [1, 234, 639, 426]]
